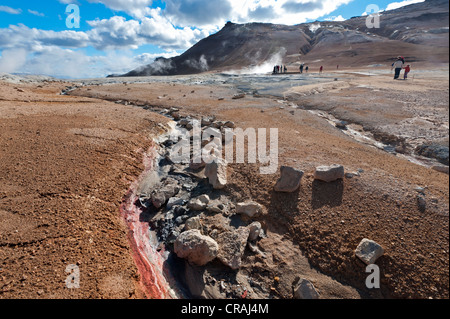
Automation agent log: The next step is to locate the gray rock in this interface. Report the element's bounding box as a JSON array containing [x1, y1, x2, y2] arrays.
[[186, 119, 200, 130], [417, 195, 427, 212], [236, 202, 263, 218], [167, 197, 185, 210], [207, 202, 226, 214], [248, 222, 262, 241], [217, 228, 250, 270], [355, 239, 385, 265], [232, 93, 245, 100], [185, 216, 202, 231], [151, 180, 180, 209], [415, 144, 449, 166], [205, 158, 227, 189], [334, 120, 348, 130], [201, 116, 216, 127], [188, 195, 210, 211], [223, 121, 236, 129], [274, 166, 304, 192], [174, 230, 219, 266], [179, 118, 191, 127], [314, 164, 345, 183], [432, 165, 449, 175], [293, 278, 320, 299]]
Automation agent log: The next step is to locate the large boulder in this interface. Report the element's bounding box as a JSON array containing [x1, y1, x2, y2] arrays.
[[274, 166, 304, 192], [314, 165, 345, 183], [217, 228, 250, 270], [205, 158, 227, 189], [174, 230, 219, 266], [355, 238, 385, 265]]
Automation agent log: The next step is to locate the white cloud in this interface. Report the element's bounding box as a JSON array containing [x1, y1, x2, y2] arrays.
[[333, 15, 346, 21], [0, 5, 22, 14], [0, 8, 207, 53], [0, 46, 180, 78], [0, 49, 28, 73], [87, 0, 153, 19], [28, 9, 45, 17], [0, 0, 360, 78], [163, 0, 354, 27], [325, 15, 346, 21], [87, 10, 209, 50], [385, 0, 425, 11]]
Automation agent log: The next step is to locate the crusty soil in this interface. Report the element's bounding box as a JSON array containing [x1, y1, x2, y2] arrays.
[[68, 68, 449, 299], [0, 81, 169, 298], [1, 67, 448, 299]]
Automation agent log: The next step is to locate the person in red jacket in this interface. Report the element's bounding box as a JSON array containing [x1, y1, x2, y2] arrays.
[[404, 64, 411, 80]]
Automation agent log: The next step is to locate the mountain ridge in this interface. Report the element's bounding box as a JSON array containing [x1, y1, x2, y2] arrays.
[[119, 0, 449, 77]]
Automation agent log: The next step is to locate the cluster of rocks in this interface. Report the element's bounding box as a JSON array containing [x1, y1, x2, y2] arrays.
[[137, 112, 269, 280], [139, 109, 391, 298]]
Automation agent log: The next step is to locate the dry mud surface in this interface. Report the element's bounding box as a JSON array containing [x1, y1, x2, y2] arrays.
[[0, 68, 448, 299]]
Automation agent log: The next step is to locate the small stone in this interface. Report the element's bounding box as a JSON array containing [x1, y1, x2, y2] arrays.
[[236, 202, 263, 218], [205, 158, 227, 189], [185, 216, 202, 231], [167, 197, 185, 210], [314, 165, 345, 183], [174, 230, 219, 266], [206, 202, 226, 214], [432, 165, 449, 175], [415, 187, 426, 194], [151, 180, 180, 209], [188, 195, 210, 211], [217, 228, 250, 270], [417, 195, 427, 212], [274, 166, 304, 193], [248, 222, 262, 241], [232, 93, 245, 100], [293, 278, 320, 299], [334, 120, 347, 130], [355, 239, 385, 265], [223, 121, 236, 129]]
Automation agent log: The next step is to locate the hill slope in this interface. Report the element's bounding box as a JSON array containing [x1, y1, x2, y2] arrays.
[[121, 0, 449, 76]]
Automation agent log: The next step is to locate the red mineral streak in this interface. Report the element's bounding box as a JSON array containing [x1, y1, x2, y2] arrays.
[[119, 145, 175, 299]]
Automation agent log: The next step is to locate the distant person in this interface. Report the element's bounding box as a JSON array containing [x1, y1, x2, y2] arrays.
[[319, 66, 323, 74], [305, 66, 309, 73], [404, 64, 411, 80], [284, 65, 287, 73], [300, 64, 304, 74], [392, 56, 404, 80]]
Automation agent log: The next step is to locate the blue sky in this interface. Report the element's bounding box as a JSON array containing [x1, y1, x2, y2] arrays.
[[0, 0, 425, 78]]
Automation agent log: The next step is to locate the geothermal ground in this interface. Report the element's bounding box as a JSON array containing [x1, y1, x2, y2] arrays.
[[0, 67, 448, 299]]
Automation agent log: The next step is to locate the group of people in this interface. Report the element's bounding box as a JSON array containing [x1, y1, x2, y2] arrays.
[[299, 63, 309, 74], [392, 56, 412, 80], [273, 65, 287, 74], [273, 56, 411, 79]]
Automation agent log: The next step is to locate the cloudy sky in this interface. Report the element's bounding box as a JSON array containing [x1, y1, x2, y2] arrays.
[[0, 0, 425, 78]]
